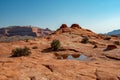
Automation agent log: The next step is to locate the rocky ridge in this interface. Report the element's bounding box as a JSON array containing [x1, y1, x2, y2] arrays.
[[53, 24, 98, 38]]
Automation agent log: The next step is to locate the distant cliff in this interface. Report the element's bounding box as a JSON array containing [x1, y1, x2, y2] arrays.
[[0, 26, 53, 37], [107, 29, 120, 36]]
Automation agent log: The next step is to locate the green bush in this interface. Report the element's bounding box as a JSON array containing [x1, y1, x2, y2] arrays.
[[51, 39, 61, 51], [11, 46, 31, 57], [81, 37, 89, 44], [114, 41, 120, 45]]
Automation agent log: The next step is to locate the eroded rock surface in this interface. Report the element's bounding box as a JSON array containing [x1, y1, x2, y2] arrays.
[[0, 25, 120, 80]]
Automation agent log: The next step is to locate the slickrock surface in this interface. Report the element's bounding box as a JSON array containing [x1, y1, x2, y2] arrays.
[[0, 24, 120, 80]]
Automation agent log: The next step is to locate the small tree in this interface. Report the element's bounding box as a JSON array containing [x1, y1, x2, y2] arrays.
[[51, 39, 61, 51], [11, 46, 31, 57], [81, 37, 89, 44]]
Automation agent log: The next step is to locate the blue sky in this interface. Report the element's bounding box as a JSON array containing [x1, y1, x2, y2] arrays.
[[0, 0, 120, 33]]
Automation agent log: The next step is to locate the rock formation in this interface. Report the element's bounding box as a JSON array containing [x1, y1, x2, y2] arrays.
[[105, 45, 117, 51], [0, 26, 53, 37], [0, 24, 120, 80], [53, 24, 98, 38], [70, 24, 82, 29]]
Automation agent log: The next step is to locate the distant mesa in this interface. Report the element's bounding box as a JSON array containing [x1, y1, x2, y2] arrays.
[[0, 26, 53, 37]]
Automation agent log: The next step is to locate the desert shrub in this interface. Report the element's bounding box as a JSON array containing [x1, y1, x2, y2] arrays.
[[81, 37, 89, 44], [11, 46, 31, 57], [32, 46, 38, 49], [51, 39, 61, 51], [114, 41, 120, 45]]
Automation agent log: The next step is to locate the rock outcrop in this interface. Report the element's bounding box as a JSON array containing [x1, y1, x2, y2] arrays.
[[60, 24, 68, 29], [70, 24, 82, 29], [54, 24, 71, 34], [53, 24, 98, 37], [103, 49, 120, 60], [105, 45, 117, 51]]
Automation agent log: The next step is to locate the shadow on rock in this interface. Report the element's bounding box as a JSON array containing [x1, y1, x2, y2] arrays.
[[41, 48, 66, 53]]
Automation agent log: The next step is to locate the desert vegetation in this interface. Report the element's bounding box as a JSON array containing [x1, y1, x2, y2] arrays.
[[114, 41, 120, 45], [11, 46, 31, 57], [51, 39, 61, 51], [0, 24, 120, 80], [81, 37, 89, 44]]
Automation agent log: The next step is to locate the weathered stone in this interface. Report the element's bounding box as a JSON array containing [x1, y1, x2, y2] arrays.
[[0, 24, 120, 80], [60, 24, 68, 29], [71, 24, 81, 29], [105, 45, 117, 51]]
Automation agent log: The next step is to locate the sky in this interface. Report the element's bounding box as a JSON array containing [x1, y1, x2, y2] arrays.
[[0, 0, 120, 33]]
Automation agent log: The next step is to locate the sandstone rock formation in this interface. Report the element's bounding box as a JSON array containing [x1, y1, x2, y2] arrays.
[[0, 24, 120, 80], [70, 24, 82, 29], [0, 26, 53, 37], [105, 45, 117, 51], [60, 24, 68, 28], [53, 24, 99, 38]]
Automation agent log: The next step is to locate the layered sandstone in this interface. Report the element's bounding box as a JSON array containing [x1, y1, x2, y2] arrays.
[[0, 26, 52, 37]]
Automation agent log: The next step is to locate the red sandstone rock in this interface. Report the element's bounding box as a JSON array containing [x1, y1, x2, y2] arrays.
[[105, 45, 117, 50], [60, 24, 68, 29], [70, 24, 81, 29], [54, 24, 71, 34], [0, 24, 120, 80], [53, 23, 98, 38]]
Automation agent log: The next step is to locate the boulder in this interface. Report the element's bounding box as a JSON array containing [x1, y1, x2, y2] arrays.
[[105, 45, 117, 51], [60, 24, 68, 29], [70, 24, 81, 29], [72, 54, 80, 58]]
